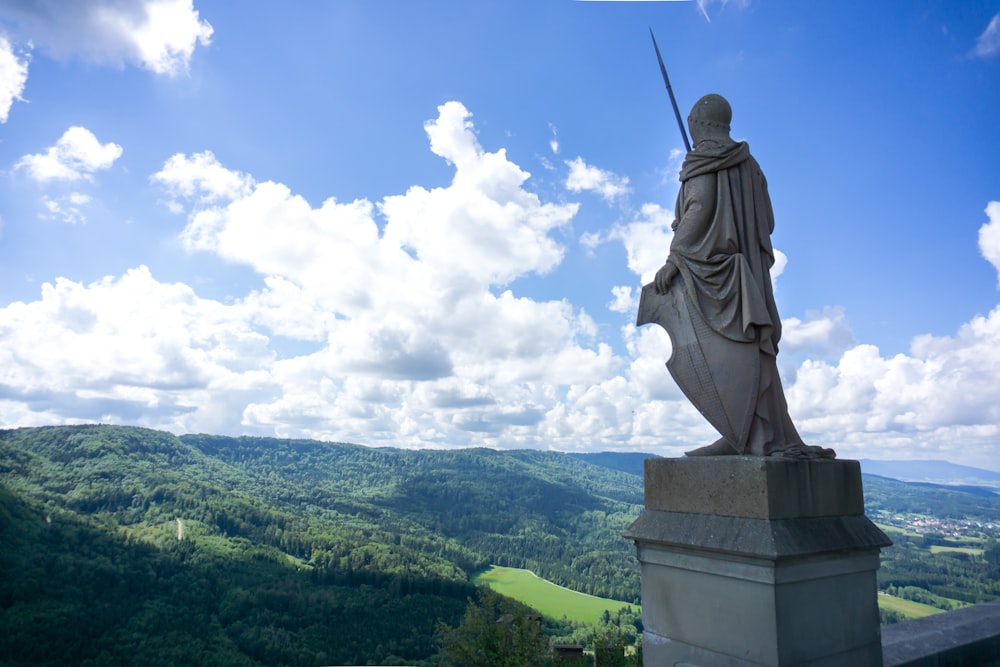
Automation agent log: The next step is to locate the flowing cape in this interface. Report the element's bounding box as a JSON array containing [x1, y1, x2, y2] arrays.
[[674, 141, 781, 357], [637, 141, 780, 452]]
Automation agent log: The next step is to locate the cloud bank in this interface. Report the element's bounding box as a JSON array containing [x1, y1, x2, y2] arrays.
[[2, 102, 1000, 469]]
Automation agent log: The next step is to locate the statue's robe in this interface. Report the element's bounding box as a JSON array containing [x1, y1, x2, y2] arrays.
[[639, 140, 806, 456]]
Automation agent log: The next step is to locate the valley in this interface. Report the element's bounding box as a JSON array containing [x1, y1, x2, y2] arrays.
[[2, 424, 999, 665]]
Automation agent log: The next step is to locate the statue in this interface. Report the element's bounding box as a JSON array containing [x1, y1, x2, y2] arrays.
[[638, 94, 834, 460]]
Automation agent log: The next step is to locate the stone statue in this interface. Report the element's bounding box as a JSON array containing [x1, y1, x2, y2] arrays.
[[638, 93, 834, 459]]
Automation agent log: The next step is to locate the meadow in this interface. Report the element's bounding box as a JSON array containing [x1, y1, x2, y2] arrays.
[[474, 565, 638, 624], [480, 565, 954, 625], [877, 592, 943, 619]]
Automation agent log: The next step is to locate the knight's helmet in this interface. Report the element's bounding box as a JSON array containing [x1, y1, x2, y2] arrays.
[[687, 94, 732, 142]]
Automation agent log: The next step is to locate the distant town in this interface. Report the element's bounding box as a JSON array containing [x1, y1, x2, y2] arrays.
[[871, 510, 999, 542]]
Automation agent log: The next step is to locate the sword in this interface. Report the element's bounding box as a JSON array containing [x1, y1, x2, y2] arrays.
[[649, 28, 691, 153]]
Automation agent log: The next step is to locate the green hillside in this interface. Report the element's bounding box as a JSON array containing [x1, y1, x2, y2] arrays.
[[0, 424, 645, 665], [2, 424, 1000, 664]]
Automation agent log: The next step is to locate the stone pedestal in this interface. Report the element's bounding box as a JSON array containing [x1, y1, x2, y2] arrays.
[[624, 457, 891, 667]]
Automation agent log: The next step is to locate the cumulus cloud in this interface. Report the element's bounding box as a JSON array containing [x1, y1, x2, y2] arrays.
[[608, 203, 675, 285], [565, 157, 631, 202], [223, 102, 609, 446], [0, 35, 28, 123], [0, 101, 617, 449], [780, 306, 855, 360], [16, 126, 122, 182], [0, 0, 212, 76], [786, 303, 1000, 466], [979, 201, 1000, 286], [383, 102, 576, 287], [972, 13, 1000, 59], [0, 266, 273, 434], [152, 150, 254, 205], [4, 98, 1000, 469]]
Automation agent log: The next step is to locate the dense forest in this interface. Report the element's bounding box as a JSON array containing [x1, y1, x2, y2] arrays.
[[0, 425, 640, 665], [2, 424, 999, 665]]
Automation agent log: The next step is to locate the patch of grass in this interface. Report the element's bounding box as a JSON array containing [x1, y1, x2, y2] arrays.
[[929, 545, 983, 556], [877, 592, 944, 619], [874, 522, 922, 538], [474, 566, 637, 624]]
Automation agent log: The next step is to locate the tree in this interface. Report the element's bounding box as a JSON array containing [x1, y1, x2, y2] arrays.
[[435, 588, 549, 667], [593, 624, 632, 667]]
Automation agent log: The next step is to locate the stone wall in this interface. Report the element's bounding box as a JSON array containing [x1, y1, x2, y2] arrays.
[[882, 600, 1000, 667]]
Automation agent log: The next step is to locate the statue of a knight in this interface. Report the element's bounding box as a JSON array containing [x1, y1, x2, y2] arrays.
[[639, 93, 835, 460]]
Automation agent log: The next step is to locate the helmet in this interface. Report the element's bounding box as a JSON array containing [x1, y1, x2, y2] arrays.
[[687, 94, 732, 134]]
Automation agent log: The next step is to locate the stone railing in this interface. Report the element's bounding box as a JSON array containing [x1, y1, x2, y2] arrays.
[[882, 599, 1000, 666]]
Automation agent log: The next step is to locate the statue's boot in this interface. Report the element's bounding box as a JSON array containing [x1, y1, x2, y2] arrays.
[[685, 437, 741, 457]]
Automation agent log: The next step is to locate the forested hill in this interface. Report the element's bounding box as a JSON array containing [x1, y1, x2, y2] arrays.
[[3, 425, 999, 665], [0, 424, 645, 666]]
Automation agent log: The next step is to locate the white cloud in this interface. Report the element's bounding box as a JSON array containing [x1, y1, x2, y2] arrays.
[[42, 192, 93, 224], [0, 35, 29, 123], [0, 0, 212, 76], [129, 101, 606, 447], [972, 13, 1000, 59], [152, 150, 254, 205], [4, 97, 1000, 469], [382, 101, 576, 287], [770, 248, 787, 287], [0, 266, 273, 434], [565, 157, 631, 202], [608, 285, 636, 314], [978, 201, 1000, 286], [16, 126, 122, 182], [784, 304, 1000, 467], [609, 203, 675, 285], [780, 306, 855, 360]]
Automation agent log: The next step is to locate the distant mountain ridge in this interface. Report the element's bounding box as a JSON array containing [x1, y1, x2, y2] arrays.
[[566, 453, 1000, 491], [859, 459, 1000, 489], [566, 451, 657, 478]]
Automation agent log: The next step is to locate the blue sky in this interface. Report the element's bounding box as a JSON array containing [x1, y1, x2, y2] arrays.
[[1, 0, 999, 468]]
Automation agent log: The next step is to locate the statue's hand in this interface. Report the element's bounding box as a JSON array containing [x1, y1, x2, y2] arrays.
[[654, 262, 678, 294]]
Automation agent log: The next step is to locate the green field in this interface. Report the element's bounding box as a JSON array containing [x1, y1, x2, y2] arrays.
[[929, 545, 984, 556], [877, 592, 944, 619], [474, 566, 637, 624], [478, 566, 950, 624]]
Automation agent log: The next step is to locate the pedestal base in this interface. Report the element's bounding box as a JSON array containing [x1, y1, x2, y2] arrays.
[[625, 457, 891, 667]]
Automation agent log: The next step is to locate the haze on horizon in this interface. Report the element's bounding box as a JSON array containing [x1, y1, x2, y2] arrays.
[[0, 1, 999, 470]]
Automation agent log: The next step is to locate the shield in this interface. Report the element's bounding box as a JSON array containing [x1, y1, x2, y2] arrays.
[[637, 279, 759, 452]]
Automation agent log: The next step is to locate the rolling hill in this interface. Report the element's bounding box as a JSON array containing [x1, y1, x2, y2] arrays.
[[2, 425, 999, 665]]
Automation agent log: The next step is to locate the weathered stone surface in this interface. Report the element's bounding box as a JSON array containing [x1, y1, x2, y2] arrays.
[[625, 510, 891, 560], [627, 456, 890, 666], [642, 456, 865, 519], [882, 599, 1000, 666]]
